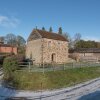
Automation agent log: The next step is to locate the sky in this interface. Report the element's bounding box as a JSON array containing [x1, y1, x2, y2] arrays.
[[0, 0, 100, 41]]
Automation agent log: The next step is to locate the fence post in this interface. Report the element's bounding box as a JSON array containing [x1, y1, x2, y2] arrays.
[[64, 63, 65, 70], [43, 63, 44, 74], [40, 82, 43, 100], [54, 63, 55, 71], [72, 62, 74, 68], [29, 62, 31, 72], [80, 62, 81, 68]]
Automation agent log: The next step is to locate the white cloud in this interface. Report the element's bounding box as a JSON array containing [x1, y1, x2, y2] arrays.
[[82, 36, 100, 42], [0, 15, 20, 28]]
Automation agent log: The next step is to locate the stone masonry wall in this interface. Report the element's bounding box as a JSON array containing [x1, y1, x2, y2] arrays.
[[26, 38, 68, 64], [42, 38, 68, 64], [26, 39, 42, 63]]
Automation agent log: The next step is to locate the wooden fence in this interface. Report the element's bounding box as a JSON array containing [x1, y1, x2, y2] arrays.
[[17, 62, 100, 73]]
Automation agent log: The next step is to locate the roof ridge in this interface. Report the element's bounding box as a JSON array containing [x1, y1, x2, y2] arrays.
[[36, 29, 58, 34], [36, 29, 67, 38], [28, 29, 68, 41]]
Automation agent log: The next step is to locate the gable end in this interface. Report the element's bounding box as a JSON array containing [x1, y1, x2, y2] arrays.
[[27, 30, 42, 41]]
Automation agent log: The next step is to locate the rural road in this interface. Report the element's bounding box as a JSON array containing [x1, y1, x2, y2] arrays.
[[0, 70, 100, 100]]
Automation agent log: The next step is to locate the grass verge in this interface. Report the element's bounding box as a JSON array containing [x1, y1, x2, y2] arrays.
[[11, 66, 100, 90]]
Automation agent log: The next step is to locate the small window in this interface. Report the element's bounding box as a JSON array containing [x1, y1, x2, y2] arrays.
[[48, 41, 51, 48], [57, 42, 61, 50], [58, 42, 60, 45], [51, 53, 56, 62]]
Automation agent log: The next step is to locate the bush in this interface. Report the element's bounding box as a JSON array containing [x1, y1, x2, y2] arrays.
[[0, 56, 5, 66], [15, 54, 25, 62], [3, 55, 19, 81], [0, 53, 15, 67]]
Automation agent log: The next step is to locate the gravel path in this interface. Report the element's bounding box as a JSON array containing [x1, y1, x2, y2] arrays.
[[0, 76, 100, 100]]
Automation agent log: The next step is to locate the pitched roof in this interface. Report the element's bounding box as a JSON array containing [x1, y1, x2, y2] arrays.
[[69, 48, 100, 53], [28, 29, 68, 41]]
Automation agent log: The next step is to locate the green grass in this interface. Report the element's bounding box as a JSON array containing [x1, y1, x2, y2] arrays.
[[11, 66, 100, 90]]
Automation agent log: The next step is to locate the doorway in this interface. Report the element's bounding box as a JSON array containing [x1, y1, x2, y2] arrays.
[[51, 53, 56, 62]]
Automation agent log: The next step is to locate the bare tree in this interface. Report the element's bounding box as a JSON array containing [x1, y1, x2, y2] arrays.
[[0, 36, 4, 43], [5, 33, 17, 46], [73, 33, 81, 48], [16, 35, 26, 47], [63, 32, 73, 48], [74, 33, 81, 42]]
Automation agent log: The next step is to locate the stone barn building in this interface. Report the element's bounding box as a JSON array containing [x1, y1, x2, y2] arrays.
[[69, 48, 100, 62], [26, 29, 68, 64]]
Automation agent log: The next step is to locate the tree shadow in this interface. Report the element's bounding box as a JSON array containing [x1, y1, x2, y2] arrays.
[[0, 81, 27, 100], [78, 91, 100, 100]]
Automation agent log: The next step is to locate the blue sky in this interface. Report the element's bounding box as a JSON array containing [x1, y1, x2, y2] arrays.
[[0, 0, 100, 41]]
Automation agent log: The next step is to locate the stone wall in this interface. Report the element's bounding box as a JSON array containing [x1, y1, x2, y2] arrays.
[[42, 38, 68, 64], [26, 39, 42, 63], [26, 38, 68, 64], [70, 52, 100, 62]]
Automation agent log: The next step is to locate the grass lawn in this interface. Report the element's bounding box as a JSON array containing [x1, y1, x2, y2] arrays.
[[11, 66, 100, 90]]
